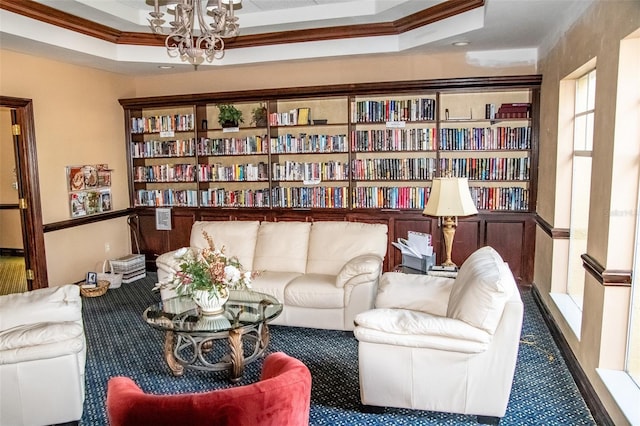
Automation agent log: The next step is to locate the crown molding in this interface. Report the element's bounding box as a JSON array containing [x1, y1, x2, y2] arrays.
[[1, 0, 484, 49]]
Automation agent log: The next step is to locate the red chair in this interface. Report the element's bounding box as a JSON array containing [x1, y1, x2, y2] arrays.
[[106, 352, 312, 426]]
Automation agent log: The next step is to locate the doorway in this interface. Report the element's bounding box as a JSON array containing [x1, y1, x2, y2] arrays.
[[0, 96, 47, 292], [0, 107, 26, 294]]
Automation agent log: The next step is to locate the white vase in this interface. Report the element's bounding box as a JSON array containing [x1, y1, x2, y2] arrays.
[[192, 287, 229, 315]]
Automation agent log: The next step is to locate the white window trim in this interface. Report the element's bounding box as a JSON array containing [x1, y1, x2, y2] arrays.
[[550, 292, 582, 338], [596, 369, 640, 425]]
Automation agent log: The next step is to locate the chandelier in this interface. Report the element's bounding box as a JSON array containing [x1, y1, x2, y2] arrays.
[[148, 0, 240, 64]]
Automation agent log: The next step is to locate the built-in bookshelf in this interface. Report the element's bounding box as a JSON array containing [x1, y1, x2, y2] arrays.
[[124, 85, 536, 212], [120, 76, 541, 282], [438, 89, 534, 212]]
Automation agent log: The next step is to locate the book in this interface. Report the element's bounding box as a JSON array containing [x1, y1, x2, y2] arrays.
[[297, 107, 310, 125]]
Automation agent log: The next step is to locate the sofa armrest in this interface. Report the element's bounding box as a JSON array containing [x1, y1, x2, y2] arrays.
[[375, 272, 454, 317], [354, 308, 490, 353], [0, 285, 82, 331], [335, 254, 383, 288], [156, 247, 195, 281], [0, 322, 85, 364]]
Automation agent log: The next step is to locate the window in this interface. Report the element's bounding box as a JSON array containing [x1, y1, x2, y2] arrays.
[[566, 69, 596, 310], [630, 193, 640, 387]]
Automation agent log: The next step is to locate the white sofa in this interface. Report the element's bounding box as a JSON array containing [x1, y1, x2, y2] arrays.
[[354, 246, 523, 423], [157, 220, 389, 331], [0, 285, 86, 426]]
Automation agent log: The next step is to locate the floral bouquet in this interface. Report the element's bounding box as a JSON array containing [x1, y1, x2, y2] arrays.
[[169, 231, 253, 300]]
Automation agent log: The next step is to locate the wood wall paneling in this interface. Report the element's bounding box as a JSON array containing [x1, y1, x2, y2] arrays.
[[168, 210, 198, 251], [451, 219, 481, 267], [131, 207, 535, 284]]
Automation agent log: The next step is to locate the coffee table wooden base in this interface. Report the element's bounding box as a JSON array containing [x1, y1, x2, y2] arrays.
[[163, 323, 270, 383]]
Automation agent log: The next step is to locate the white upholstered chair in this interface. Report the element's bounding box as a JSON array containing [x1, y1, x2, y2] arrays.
[[354, 246, 523, 424], [0, 284, 86, 426]]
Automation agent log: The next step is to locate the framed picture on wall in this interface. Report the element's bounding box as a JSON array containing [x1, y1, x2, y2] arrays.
[[70, 192, 87, 217]]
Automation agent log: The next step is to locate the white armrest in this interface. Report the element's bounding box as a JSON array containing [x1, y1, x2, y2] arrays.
[[0, 322, 85, 364], [156, 247, 195, 279], [336, 254, 383, 288], [354, 308, 490, 353], [375, 272, 454, 316], [0, 285, 81, 331], [0, 322, 84, 351]]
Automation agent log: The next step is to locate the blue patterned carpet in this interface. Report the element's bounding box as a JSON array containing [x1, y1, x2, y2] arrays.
[[80, 273, 596, 425]]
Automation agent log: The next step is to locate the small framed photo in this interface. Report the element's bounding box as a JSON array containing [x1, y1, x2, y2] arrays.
[[86, 271, 98, 286]]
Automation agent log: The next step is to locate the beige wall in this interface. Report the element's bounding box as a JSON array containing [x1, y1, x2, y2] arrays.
[[0, 108, 22, 249], [535, 1, 640, 425], [0, 49, 136, 284], [132, 51, 535, 97]]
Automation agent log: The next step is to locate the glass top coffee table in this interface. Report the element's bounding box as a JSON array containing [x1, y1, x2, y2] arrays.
[[143, 289, 282, 383]]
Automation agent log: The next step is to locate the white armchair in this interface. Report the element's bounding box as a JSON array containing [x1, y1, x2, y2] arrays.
[[0, 285, 86, 426], [354, 246, 523, 424]]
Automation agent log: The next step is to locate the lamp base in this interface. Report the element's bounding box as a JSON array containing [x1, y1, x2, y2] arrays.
[[441, 216, 458, 268]]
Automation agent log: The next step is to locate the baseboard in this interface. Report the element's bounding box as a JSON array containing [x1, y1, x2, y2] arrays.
[[0, 248, 24, 257], [531, 286, 614, 426]]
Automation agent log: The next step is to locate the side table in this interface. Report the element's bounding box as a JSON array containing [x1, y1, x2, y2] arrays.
[[393, 264, 458, 278]]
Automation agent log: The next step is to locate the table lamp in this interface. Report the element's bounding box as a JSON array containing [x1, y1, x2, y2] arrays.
[[423, 177, 478, 268]]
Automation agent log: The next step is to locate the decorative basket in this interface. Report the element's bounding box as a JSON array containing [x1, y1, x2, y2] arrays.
[[79, 279, 110, 297], [96, 260, 123, 289]]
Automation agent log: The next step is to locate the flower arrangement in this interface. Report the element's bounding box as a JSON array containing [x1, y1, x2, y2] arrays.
[[170, 231, 253, 300]]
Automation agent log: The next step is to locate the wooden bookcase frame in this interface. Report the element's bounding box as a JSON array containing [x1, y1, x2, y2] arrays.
[[120, 75, 541, 284]]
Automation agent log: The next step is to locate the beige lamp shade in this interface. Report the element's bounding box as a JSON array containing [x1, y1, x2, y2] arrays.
[[423, 177, 478, 217]]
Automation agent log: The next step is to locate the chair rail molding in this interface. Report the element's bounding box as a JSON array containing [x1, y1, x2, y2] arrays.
[[580, 254, 631, 287]]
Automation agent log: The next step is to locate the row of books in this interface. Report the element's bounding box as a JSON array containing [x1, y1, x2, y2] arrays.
[[131, 130, 528, 160], [131, 139, 196, 158], [351, 128, 437, 152], [269, 107, 311, 126], [271, 161, 348, 182], [199, 162, 269, 182], [439, 126, 531, 150], [135, 189, 198, 207], [201, 188, 271, 208], [352, 158, 437, 181], [271, 186, 349, 209], [134, 185, 527, 211], [352, 186, 430, 209], [440, 157, 530, 181], [352, 98, 436, 123], [469, 186, 529, 211], [198, 136, 268, 156], [132, 156, 528, 184], [133, 164, 196, 183], [200, 186, 350, 208], [270, 134, 348, 154], [131, 114, 195, 134]]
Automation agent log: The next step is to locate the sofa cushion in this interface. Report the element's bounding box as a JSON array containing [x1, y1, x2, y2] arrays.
[[190, 221, 260, 271], [253, 222, 311, 274], [285, 274, 343, 309], [446, 246, 515, 334], [250, 271, 302, 304], [306, 221, 388, 275]]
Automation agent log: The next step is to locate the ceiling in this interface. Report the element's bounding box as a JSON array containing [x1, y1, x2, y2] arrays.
[[0, 0, 592, 76]]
